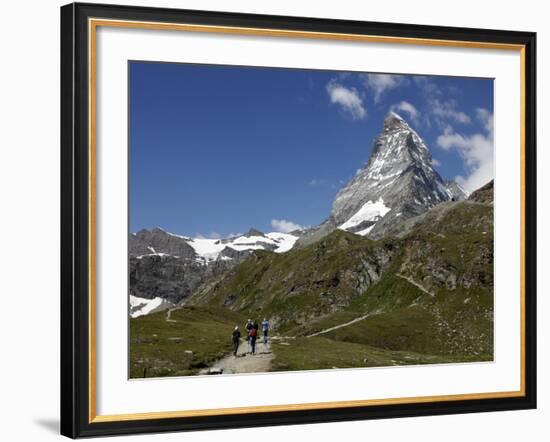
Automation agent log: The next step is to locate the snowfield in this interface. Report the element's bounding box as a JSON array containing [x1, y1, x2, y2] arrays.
[[265, 232, 299, 253], [129, 295, 174, 318], [338, 198, 391, 234], [164, 230, 299, 262], [186, 237, 226, 261]]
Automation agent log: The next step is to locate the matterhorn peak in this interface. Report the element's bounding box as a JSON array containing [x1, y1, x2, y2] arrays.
[[383, 111, 410, 132], [297, 113, 467, 246]]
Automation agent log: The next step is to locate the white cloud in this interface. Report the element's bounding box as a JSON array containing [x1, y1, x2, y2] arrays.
[[363, 74, 408, 103], [326, 80, 366, 120], [413, 76, 441, 96], [390, 101, 420, 124], [412, 77, 471, 128], [476, 107, 493, 133], [432, 158, 442, 167], [271, 219, 304, 233], [436, 109, 494, 192], [430, 98, 471, 125]]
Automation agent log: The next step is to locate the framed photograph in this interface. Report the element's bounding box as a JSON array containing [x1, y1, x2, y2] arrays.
[[60, 2, 537, 438]]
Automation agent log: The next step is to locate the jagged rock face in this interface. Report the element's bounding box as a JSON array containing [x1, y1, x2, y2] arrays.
[[300, 112, 463, 244], [445, 181, 468, 201], [332, 112, 456, 237], [218, 246, 252, 261], [130, 228, 196, 258], [129, 254, 236, 304]]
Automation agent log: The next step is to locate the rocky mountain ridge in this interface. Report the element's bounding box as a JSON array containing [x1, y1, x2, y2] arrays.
[[129, 227, 299, 314]]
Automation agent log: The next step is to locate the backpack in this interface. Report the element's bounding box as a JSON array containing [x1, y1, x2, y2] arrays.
[[249, 328, 257, 338]]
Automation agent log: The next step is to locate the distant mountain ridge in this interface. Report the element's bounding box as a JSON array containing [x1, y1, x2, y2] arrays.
[[130, 227, 298, 262], [128, 227, 299, 315]]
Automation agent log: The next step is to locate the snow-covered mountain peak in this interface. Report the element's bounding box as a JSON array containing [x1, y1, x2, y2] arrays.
[[299, 113, 466, 243], [383, 111, 410, 132]]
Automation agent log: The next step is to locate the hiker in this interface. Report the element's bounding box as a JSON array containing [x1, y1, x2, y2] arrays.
[[248, 324, 258, 355], [261, 318, 269, 344], [245, 319, 253, 353], [232, 326, 241, 356]]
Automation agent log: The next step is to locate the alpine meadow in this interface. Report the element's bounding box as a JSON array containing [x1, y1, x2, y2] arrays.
[[129, 62, 494, 378]]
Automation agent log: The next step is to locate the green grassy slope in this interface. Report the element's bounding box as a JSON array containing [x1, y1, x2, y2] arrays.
[[283, 202, 494, 361], [129, 306, 246, 378], [130, 200, 493, 376], [189, 230, 399, 331], [190, 201, 493, 362], [271, 336, 472, 372]]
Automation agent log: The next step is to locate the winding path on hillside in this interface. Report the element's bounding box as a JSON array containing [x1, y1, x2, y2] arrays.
[[306, 313, 372, 338], [305, 274, 434, 338], [396, 274, 435, 297], [165, 308, 177, 323]]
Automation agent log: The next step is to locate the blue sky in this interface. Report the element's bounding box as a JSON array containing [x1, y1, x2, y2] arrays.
[[130, 61, 493, 237]]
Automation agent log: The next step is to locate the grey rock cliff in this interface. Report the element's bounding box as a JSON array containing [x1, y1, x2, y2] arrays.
[[130, 227, 196, 258]]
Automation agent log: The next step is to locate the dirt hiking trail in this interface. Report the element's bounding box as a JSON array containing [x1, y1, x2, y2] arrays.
[[396, 274, 435, 297], [200, 340, 273, 375], [306, 313, 372, 338]]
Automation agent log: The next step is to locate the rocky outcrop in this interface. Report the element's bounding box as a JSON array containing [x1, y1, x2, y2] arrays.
[[130, 227, 196, 258], [129, 254, 237, 304], [469, 179, 493, 204]]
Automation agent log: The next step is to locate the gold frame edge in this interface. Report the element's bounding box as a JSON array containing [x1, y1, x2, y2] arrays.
[[87, 18, 528, 423]]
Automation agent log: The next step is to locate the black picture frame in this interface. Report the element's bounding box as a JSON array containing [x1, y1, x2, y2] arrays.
[[60, 2, 537, 438]]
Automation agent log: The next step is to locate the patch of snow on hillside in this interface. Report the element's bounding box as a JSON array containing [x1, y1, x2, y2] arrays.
[[136, 252, 169, 259], [227, 244, 266, 252], [338, 198, 391, 231], [187, 231, 299, 260], [129, 295, 173, 318], [266, 232, 298, 253], [231, 235, 277, 246], [188, 238, 226, 261], [356, 225, 375, 236]]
